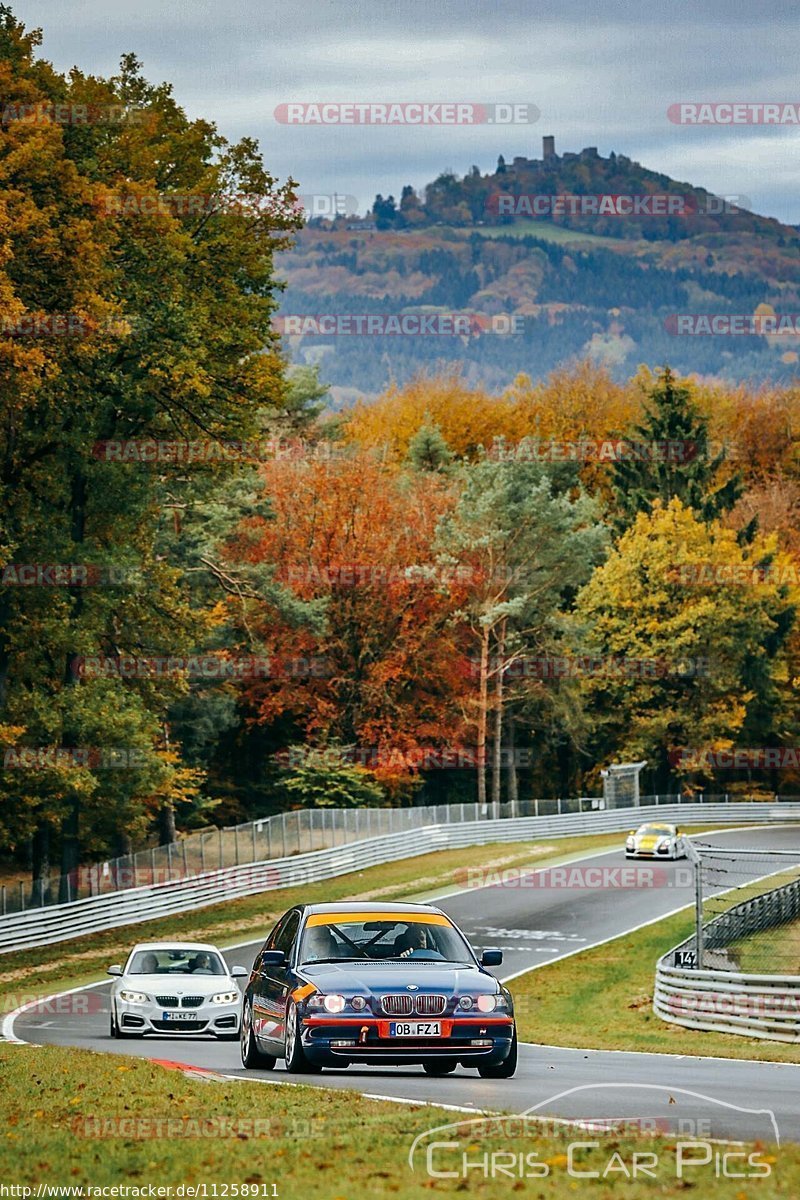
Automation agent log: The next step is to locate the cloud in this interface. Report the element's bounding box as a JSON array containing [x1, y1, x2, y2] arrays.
[[11, 0, 800, 222]]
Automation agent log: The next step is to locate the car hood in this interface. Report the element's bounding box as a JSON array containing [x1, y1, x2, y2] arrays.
[[633, 833, 670, 847], [297, 962, 498, 995], [118, 973, 236, 994]]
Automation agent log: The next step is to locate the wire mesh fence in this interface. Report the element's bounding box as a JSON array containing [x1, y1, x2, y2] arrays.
[[3, 790, 795, 918], [692, 843, 800, 973]]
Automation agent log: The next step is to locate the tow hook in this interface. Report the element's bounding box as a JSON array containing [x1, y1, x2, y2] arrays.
[[359, 1025, 369, 1044]]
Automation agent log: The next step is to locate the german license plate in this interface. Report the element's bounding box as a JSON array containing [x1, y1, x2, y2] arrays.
[[161, 1010, 195, 1021], [390, 1021, 442, 1037]]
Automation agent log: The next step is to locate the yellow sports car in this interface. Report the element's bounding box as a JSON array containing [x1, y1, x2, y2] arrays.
[[625, 822, 686, 859]]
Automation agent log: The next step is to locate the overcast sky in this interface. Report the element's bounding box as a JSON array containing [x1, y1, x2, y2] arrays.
[[11, 0, 800, 223]]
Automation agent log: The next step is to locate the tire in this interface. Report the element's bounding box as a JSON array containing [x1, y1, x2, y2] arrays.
[[423, 1058, 458, 1076], [284, 1001, 321, 1073], [240, 1000, 277, 1070], [478, 1029, 518, 1079]]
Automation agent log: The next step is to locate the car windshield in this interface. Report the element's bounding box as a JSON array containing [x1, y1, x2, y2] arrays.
[[127, 949, 227, 975], [299, 917, 473, 965], [638, 825, 675, 836]]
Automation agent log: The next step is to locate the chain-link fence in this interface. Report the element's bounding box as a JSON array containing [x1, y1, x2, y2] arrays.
[[5, 790, 795, 918], [686, 843, 800, 973]]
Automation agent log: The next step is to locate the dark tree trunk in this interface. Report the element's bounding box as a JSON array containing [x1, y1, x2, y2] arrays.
[[507, 715, 519, 814], [158, 802, 177, 846], [58, 801, 80, 903], [30, 823, 52, 905]]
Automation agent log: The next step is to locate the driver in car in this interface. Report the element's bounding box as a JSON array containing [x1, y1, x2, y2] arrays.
[[190, 952, 213, 973], [398, 925, 445, 960]]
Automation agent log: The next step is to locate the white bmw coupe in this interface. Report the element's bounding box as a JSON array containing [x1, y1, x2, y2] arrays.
[[107, 941, 248, 1040]]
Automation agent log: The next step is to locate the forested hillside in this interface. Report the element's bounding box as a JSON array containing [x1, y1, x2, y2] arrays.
[[279, 145, 800, 393]]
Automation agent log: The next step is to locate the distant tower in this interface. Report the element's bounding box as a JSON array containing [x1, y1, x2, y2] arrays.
[[542, 135, 556, 160]]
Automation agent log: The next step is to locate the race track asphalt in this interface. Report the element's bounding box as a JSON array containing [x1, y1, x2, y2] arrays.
[[11, 824, 800, 1143]]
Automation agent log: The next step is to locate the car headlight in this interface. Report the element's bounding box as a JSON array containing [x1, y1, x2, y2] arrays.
[[119, 990, 148, 1005], [626, 837, 635, 847], [210, 991, 239, 1005], [350, 996, 367, 1011], [307, 993, 346, 1013], [458, 994, 509, 1013]]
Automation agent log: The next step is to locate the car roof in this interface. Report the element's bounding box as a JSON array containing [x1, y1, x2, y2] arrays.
[[638, 822, 676, 830], [129, 941, 220, 952], [302, 902, 444, 916]]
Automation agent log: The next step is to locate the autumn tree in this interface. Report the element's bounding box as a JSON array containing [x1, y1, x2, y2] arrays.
[[573, 499, 797, 791], [0, 8, 301, 892], [435, 457, 606, 807], [228, 452, 471, 798]]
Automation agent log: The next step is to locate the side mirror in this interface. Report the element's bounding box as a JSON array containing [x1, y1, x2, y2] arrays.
[[107, 965, 123, 977], [261, 950, 287, 967], [480, 949, 503, 967], [230, 965, 248, 978]]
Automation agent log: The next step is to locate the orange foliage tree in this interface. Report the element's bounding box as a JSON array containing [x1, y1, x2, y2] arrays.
[[228, 452, 474, 795]]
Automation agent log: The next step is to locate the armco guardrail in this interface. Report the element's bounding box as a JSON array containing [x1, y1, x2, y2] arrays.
[[2, 801, 798, 955], [654, 872, 800, 1043], [654, 961, 800, 1042]]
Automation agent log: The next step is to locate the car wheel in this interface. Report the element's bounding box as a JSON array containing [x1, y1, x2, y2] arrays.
[[478, 1029, 518, 1079], [284, 1001, 320, 1073], [240, 1001, 276, 1070], [423, 1058, 458, 1076]]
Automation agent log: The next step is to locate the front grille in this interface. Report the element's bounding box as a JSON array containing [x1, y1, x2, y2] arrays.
[[181, 996, 204, 1008], [381, 994, 414, 1016], [151, 1019, 208, 1032], [415, 994, 447, 1016], [156, 995, 178, 1007]]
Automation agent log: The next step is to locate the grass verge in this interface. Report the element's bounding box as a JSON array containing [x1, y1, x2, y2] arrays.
[[730, 912, 800, 976], [0, 1041, 791, 1197], [511, 907, 800, 1063]]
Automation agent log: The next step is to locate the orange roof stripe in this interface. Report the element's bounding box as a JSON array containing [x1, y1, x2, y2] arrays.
[[306, 911, 451, 927]]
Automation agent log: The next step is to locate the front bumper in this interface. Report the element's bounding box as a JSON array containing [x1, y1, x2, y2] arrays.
[[116, 999, 240, 1036], [626, 844, 674, 858], [299, 1015, 515, 1066]]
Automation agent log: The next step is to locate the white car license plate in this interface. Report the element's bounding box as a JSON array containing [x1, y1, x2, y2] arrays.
[[162, 1010, 196, 1021], [390, 1021, 442, 1037]]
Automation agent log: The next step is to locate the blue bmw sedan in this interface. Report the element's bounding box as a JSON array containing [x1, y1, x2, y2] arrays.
[[240, 901, 517, 1077]]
